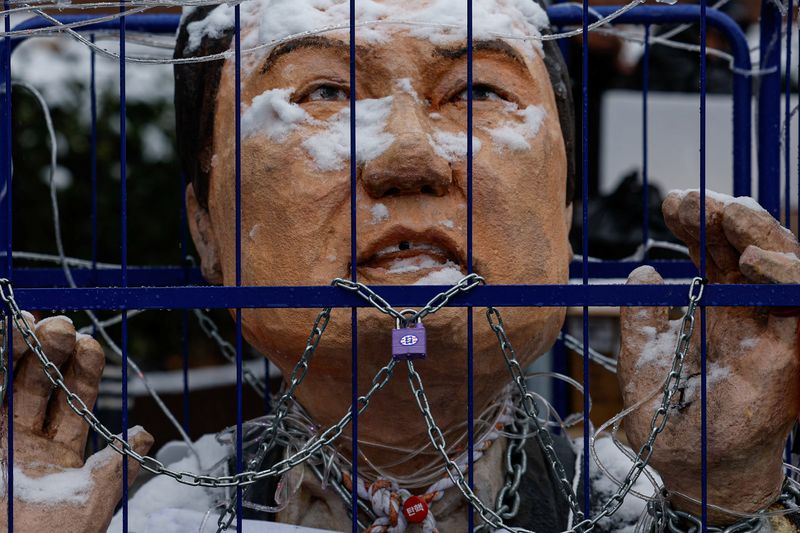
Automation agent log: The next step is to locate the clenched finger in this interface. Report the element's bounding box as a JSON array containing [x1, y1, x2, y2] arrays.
[[739, 245, 800, 285], [49, 334, 105, 459], [12, 316, 75, 432]]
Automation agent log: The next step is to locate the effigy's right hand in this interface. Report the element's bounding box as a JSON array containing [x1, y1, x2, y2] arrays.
[[0, 314, 153, 533]]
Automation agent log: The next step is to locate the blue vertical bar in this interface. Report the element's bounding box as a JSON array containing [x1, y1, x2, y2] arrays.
[[641, 25, 650, 258], [349, 0, 358, 530], [119, 1, 129, 529], [759, 0, 783, 216], [581, 0, 590, 516], [180, 172, 190, 434], [90, 34, 98, 284], [785, 0, 794, 228], [89, 33, 99, 455], [466, 0, 475, 530], [3, 2, 12, 527], [699, 0, 708, 529], [234, 5, 244, 531]]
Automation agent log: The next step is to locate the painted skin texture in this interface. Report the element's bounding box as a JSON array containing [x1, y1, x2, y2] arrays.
[[2, 2, 800, 531]]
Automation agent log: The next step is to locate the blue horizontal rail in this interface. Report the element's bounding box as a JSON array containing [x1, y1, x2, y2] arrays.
[[11, 283, 800, 310]]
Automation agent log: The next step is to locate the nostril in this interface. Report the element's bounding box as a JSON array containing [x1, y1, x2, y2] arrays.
[[384, 187, 401, 197], [420, 185, 434, 195]]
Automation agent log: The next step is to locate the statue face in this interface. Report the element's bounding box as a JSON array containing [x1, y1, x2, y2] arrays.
[[188, 0, 572, 467]]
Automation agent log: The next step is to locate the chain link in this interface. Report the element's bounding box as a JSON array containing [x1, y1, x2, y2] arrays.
[[0, 312, 7, 405], [0, 278, 391, 493], [332, 273, 485, 327], [193, 308, 267, 398]]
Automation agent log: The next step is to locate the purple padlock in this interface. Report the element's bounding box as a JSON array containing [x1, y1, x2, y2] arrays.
[[392, 321, 427, 360]]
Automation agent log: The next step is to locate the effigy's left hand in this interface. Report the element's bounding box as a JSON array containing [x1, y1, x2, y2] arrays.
[[617, 190, 800, 524]]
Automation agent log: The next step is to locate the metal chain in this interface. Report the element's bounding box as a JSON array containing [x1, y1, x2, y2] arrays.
[[193, 308, 268, 398], [0, 313, 7, 405], [332, 273, 485, 327], [216, 305, 332, 530], [407, 276, 706, 533], [646, 479, 800, 533], [6, 270, 693, 533], [472, 412, 532, 533], [0, 278, 393, 490]]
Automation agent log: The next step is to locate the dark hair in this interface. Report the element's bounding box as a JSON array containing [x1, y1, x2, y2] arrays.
[[174, 4, 575, 209]]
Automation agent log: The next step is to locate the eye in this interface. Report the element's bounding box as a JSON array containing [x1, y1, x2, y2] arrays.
[[456, 84, 505, 102], [302, 84, 349, 102]]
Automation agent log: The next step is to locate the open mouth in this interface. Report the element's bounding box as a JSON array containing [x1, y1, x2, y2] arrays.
[[357, 229, 467, 284]]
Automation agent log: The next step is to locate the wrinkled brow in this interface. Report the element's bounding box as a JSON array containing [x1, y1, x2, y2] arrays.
[[433, 39, 526, 66], [260, 36, 366, 75]]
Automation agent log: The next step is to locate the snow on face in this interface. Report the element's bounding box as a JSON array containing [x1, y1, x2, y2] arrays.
[[427, 130, 482, 162], [302, 96, 395, 171], [396, 78, 421, 103], [242, 88, 316, 141], [413, 264, 466, 285], [371, 203, 390, 223], [184, 0, 548, 59], [484, 104, 546, 151]]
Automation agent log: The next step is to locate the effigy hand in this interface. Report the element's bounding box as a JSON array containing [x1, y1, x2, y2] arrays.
[[617, 190, 800, 524], [0, 314, 153, 533]]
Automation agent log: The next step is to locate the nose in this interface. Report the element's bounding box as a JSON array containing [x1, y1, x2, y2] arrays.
[[362, 100, 452, 199]]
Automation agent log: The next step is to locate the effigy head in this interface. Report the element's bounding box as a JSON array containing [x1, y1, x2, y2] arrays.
[[175, 0, 575, 468]]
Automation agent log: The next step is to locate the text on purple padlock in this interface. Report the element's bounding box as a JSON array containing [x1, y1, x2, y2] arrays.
[[392, 322, 427, 360]]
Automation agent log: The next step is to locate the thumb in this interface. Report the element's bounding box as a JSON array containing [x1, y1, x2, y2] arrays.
[[619, 266, 669, 378], [87, 426, 154, 528]]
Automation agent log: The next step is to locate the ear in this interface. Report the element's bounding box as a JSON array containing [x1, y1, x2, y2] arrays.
[[186, 183, 223, 285], [564, 201, 574, 265]]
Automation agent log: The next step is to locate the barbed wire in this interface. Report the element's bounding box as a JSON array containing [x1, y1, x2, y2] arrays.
[[0, 0, 780, 81]]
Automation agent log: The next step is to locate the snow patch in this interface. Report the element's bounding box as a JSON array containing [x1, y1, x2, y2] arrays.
[[427, 130, 481, 162], [302, 96, 395, 171], [739, 337, 758, 350], [109, 433, 231, 532], [249, 224, 262, 241], [636, 320, 681, 370], [396, 78, 421, 103], [37, 315, 73, 327], [0, 426, 147, 505], [385, 256, 451, 274], [185, 3, 235, 53], [681, 363, 731, 404], [371, 203, 389, 224], [413, 265, 465, 285], [184, 0, 548, 59], [668, 189, 768, 214], [242, 88, 315, 141], [440, 219, 455, 229], [589, 437, 660, 532], [484, 104, 545, 151]]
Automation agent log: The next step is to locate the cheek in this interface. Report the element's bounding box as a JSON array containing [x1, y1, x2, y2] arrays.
[[471, 118, 568, 283], [232, 134, 352, 285]]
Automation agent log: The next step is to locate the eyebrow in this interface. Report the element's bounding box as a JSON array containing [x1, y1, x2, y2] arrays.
[[261, 36, 365, 75], [433, 39, 526, 66]]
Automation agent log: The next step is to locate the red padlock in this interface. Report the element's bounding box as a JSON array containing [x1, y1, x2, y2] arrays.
[[402, 495, 429, 524]]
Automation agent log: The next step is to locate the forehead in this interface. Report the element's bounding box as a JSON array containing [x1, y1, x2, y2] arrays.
[[185, 0, 549, 67]]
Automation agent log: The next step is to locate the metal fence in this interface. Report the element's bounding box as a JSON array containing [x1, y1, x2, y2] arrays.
[[0, 0, 798, 531]]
